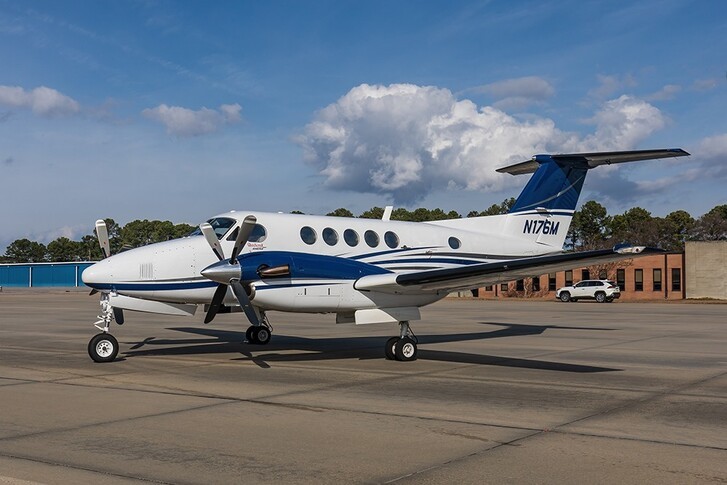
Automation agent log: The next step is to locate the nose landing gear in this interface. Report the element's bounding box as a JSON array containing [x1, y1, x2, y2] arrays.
[[88, 293, 121, 363]]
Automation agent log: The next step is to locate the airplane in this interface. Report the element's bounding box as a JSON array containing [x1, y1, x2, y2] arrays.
[[81, 148, 689, 363]]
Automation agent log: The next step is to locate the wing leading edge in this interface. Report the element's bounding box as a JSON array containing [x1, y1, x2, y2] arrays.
[[355, 246, 662, 294]]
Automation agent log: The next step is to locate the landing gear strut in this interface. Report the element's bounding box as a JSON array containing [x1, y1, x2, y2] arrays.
[[88, 294, 120, 363], [246, 313, 273, 345], [385, 321, 418, 362]]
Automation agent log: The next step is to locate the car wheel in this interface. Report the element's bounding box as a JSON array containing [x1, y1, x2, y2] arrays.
[[559, 292, 570, 302], [595, 292, 606, 303]]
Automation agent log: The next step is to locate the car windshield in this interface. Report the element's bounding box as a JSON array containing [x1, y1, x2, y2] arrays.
[[188, 217, 236, 239]]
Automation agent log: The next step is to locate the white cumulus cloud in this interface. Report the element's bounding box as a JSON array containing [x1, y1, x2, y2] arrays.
[[580, 95, 666, 151], [142, 103, 241, 136], [0, 85, 80, 117], [471, 76, 555, 110], [296, 84, 668, 204]]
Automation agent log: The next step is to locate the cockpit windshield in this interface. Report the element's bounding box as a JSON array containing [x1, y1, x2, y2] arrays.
[[188, 217, 237, 239]]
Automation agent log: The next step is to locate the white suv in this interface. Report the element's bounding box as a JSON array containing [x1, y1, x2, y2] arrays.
[[556, 280, 620, 303]]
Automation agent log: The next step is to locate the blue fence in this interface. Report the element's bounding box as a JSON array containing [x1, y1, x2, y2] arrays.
[[0, 262, 95, 288]]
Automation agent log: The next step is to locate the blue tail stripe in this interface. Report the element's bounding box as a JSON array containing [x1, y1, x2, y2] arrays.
[[510, 157, 587, 213]]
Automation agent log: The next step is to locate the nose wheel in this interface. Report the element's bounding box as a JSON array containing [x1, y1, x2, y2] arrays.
[[385, 321, 418, 362], [88, 333, 119, 363]]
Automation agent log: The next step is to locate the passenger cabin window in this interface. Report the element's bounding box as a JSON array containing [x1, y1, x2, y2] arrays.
[[384, 231, 399, 249], [448, 237, 461, 249], [323, 227, 339, 246], [344, 229, 359, 247], [364, 230, 379, 247], [300, 226, 317, 245]]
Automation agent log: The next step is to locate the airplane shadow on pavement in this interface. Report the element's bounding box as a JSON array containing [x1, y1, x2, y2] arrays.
[[121, 322, 620, 373]]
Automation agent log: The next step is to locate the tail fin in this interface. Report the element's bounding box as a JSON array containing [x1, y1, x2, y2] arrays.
[[498, 148, 689, 213], [496, 148, 689, 251]]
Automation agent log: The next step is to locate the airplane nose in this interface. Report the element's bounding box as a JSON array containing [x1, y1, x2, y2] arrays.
[[82, 261, 110, 288], [81, 263, 99, 286], [201, 260, 241, 284]]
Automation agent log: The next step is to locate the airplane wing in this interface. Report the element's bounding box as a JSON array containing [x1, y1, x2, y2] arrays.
[[355, 246, 662, 294]]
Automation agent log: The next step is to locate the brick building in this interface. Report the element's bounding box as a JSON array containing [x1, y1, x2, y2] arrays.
[[474, 252, 686, 301]]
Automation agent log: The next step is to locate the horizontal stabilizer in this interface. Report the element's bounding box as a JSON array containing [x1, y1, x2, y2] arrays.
[[497, 148, 689, 175]]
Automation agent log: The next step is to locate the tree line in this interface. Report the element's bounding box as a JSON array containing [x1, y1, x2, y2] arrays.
[[2, 202, 726, 263]]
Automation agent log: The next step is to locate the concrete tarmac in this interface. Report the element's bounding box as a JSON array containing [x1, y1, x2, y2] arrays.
[[0, 290, 726, 484]]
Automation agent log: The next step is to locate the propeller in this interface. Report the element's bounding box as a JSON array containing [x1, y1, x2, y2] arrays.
[[95, 219, 111, 259], [199, 215, 260, 325], [91, 219, 124, 323]]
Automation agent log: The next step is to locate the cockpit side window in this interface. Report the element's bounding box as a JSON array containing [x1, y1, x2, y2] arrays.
[[189, 217, 236, 239], [226, 223, 267, 243]]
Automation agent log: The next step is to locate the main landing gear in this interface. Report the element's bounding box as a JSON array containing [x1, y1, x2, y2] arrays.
[[88, 294, 121, 363], [385, 321, 418, 362], [245, 314, 273, 345]]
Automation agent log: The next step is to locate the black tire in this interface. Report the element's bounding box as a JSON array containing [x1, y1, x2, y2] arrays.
[[88, 333, 118, 363], [559, 292, 571, 302], [395, 337, 417, 362], [253, 326, 271, 345], [245, 326, 255, 343], [385, 337, 399, 360], [595, 292, 606, 303]]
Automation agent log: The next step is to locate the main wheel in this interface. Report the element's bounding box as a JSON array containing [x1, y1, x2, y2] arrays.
[[245, 326, 255, 343], [595, 292, 606, 303], [395, 337, 417, 362], [252, 326, 271, 345], [385, 337, 399, 360], [559, 292, 571, 302], [88, 333, 119, 363]]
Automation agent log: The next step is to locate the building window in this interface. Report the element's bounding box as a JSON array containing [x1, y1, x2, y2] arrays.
[[617, 269, 626, 291], [532, 276, 540, 292], [672, 268, 681, 291], [653, 268, 662, 291], [635, 269, 643, 291], [500, 283, 508, 292], [548, 273, 556, 291], [582, 269, 590, 281], [599, 270, 607, 280], [516, 279, 525, 291], [565, 270, 573, 287], [485, 285, 493, 291]]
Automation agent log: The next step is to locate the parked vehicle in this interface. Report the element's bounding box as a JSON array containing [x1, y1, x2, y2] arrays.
[[556, 280, 620, 303]]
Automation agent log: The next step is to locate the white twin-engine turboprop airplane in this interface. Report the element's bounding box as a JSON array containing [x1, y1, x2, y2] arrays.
[[82, 148, 689, 363]]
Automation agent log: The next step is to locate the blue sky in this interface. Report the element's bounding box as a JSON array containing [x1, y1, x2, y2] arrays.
[[1, 0, 725, 250]]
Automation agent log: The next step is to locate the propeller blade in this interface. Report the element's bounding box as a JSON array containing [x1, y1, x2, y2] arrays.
[[229, 215, 257, 264], [205, 283, 229, 324], [200, 223, 225, 261], [95, 220, 110, 258], [231, 280, 260, 326]]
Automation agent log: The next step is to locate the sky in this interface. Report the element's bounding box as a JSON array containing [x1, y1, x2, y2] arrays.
[[1, 0, 726, 252]]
